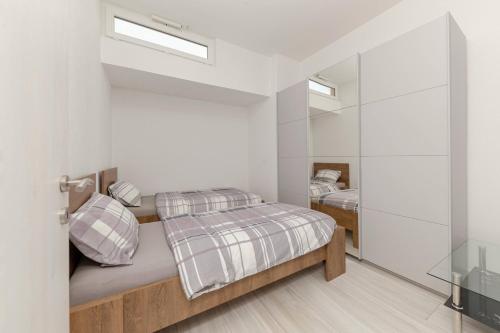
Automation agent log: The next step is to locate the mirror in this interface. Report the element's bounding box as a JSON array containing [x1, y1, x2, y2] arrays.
[[308, 55, 361, 258]]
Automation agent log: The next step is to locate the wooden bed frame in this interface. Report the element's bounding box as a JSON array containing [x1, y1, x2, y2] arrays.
[[311, 162, 359, 249], [99, 167, 160, 224], [69, 169, 346, 333]]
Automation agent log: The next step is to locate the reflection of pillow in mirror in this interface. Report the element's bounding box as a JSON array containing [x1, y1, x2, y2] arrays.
[[315, 169, 341, 183], [310, 180, 339, 196]]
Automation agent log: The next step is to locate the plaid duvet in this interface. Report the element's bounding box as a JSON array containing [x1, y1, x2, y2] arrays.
[[155, 188, 262, 220], [162, 202, 336, 299], [314, 189, 359, 212]]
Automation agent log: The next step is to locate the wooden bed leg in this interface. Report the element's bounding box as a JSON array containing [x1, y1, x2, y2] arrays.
[[352, 220, 359, 249], [325, 226, 346, 281]]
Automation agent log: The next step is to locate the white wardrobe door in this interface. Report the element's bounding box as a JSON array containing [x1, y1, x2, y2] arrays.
[[362, 208, 449, 294], [278, 157, 308, 196], [361, 16, 448, 104], [361, 86, 448, 156], [449, 14, 468, 249], [362, 156, 449, 225], [278, 120, 308, 158], [278, 81, 309, 124], [277, 81, 309, 207]]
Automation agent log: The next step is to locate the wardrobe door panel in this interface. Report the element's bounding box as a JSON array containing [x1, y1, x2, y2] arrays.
[[277, 80, 309, 207], [361, 156, 449, 225], [361, 16, 448, 104], [359, 14, 466, 294], [278, 119, 308, 158], [361, 86, 448, 156], [449, 15, 468, 249], [278, 81, 309, 124], [278, 157, 308, 197], [362, 208, 449, 294]]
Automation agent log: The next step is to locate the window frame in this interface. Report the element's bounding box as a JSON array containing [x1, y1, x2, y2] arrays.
[[104, 4, 215, 65]]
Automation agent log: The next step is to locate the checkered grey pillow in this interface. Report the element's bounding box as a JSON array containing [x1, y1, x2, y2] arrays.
[[108, 181, 142, 207], [69, 192, 139, 266], [315, 169, 341, 183], [310, 181, 339, 196]]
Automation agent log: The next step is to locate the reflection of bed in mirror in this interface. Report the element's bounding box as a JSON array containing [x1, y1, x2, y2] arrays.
[[310, 162, 359, 249]]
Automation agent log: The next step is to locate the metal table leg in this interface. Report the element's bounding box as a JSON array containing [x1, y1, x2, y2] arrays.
[[452, 272, 463, 333]]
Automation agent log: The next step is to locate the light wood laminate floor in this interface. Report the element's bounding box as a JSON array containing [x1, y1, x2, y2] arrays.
[[161, 257, 495, 333]]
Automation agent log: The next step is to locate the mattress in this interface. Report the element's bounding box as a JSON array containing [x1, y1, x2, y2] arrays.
[[70, 222, 177, 306], [312, 189, 359, 212], [128, 195, 156, 217]]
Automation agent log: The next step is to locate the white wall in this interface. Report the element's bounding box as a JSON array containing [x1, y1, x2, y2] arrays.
[[277, 0, 500, 244], [104, 4, 284, 201], [273, 54, 302, 92], [243, 55, 299, 202], [101, 35, 272, 97], [248, 96, 278, 202], [111, 89, 250, 195], [69, 0, 111, 177]]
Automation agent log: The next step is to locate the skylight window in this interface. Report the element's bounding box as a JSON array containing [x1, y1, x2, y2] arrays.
[[114, 17, 208, 59], [309, 80, 333, 96], [105, 5, 214, 64]]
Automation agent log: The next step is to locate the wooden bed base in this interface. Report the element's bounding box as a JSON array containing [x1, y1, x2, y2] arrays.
[[136, 214, 160, 224], [311, 202, 358, 249], [69, 167, 346, 332], [70, 226, 345, 333]]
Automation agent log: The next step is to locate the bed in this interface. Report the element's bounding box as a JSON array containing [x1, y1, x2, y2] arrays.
[[310, 162, 359, 249], [99, 168, 263, 223], [69, 172, 346, 333]]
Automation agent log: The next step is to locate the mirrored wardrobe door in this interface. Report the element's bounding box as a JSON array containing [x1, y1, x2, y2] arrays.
[[308, 55, 361, 258]]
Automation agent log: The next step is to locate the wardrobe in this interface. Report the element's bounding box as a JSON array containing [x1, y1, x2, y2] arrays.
[[277, 13, 466, 294], [277, 80, 310, 208]]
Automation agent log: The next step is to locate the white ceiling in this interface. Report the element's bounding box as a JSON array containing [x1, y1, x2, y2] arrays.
[[107, 0, 401, 60], [317, 55, 358, 84]]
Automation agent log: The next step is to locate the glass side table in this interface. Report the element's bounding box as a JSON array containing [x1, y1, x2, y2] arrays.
[[428, 240, 500, 332]]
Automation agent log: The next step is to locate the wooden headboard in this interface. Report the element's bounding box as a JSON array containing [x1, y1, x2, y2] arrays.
[[99, 167, 118, 195], [69, 173, 96, 277], [313, 162, 350, 189]]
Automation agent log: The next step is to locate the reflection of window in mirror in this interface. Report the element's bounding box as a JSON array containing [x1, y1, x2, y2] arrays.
[[309, 80, 336, 98]]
